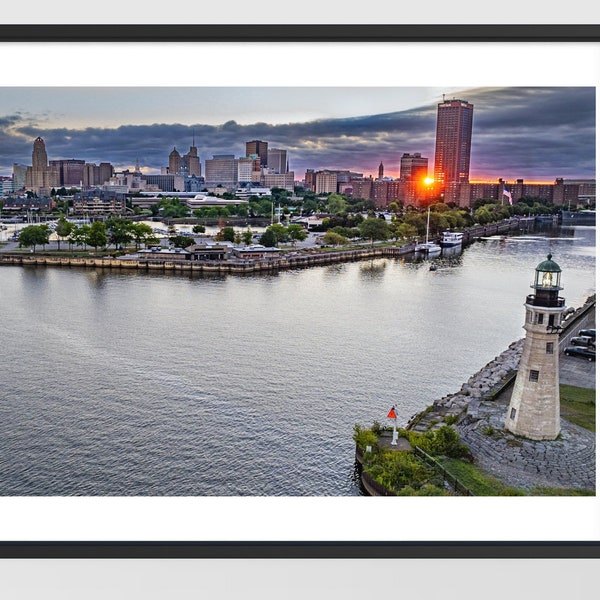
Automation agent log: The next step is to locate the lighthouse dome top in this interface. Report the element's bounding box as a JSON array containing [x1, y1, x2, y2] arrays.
[[532, 254, 562, 290], [536, 254, 561, 273]]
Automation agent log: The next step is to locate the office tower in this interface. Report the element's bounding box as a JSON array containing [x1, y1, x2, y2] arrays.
[[204, 155, 238, 187], [183, 134, 201, 177], [169, 147, 183, 175], [378, 161, 384, 179], [12, 163, 28, 190], [246, 140, 268, 167], [267, 148, 287, 174], [400, 152, 429, 182], [237, 157, 255, 183], [49, 159, 86, 187], [433, 98, 474, 186]]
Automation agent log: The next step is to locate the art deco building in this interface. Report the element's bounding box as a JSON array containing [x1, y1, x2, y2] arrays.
[[169, 147, 183, 175], [183, 145, 201, 177], [25, 137, 59, 195], [433, 98, 474, 187]]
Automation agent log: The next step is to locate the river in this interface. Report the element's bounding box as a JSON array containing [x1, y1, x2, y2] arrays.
[[0, 224, 595, 495]]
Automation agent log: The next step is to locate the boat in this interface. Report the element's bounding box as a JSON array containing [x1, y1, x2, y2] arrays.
[[440, 231, 464, 247], [414, 207, 441, 255]]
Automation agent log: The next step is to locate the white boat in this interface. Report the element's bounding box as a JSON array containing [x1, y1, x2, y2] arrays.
[[414, 241, 442, 255], [440, 231, 464, 247], [414, 207, 441, 255]]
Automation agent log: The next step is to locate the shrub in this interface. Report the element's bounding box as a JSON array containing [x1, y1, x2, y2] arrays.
[[353, 424, 378, 451]]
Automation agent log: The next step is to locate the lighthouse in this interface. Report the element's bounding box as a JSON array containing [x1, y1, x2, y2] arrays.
[[505, 254, 565, 440]]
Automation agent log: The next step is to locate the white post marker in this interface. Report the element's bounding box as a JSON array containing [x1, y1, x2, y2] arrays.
[[387, 406, 398, 446]]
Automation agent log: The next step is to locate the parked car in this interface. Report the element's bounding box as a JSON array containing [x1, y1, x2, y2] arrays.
[[564, 346, 596, 361], [570, 336, 594, 347], [578, 329, 596, 340]]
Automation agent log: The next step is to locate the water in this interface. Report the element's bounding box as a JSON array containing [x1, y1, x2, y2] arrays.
[[0, 225, 595, 496]]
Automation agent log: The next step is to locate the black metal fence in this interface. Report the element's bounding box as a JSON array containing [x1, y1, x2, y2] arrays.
[[413, 447, 474, 496]]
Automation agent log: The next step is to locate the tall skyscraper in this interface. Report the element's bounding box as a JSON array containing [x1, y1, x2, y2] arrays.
[[246, 140, 268, 168], [25, 136, 58, 195], [183, 132, 201, 177], [433, 98, 474, 187], [169, 147, 183, 175]]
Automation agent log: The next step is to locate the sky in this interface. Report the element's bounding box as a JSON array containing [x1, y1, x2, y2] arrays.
[[0, 86, 595, 183]]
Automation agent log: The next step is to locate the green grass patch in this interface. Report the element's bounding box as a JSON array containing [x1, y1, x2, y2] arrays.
[[560, 384, 596, 432], [439, 458, 525, 496], [439, 458, 595, 496]]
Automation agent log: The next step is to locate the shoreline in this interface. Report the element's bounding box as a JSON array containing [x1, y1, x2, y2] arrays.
[[0, 218, 526, 274]]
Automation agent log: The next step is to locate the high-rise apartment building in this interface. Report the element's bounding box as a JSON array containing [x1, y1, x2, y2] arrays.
[[433, 98, 474, 187], [400, 152, 428, 182], [246, 140, 268, 167], [315, 171, 338, 195]]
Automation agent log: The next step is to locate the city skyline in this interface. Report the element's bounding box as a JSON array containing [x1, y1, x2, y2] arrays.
[[0, 86, 595, 183]]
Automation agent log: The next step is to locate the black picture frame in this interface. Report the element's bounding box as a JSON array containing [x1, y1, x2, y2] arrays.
[[0, 24, 598, 561]]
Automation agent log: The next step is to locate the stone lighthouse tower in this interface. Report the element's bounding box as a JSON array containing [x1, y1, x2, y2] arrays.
[[505, 254, 565, 440]]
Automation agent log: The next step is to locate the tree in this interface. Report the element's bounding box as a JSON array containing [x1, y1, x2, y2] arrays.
[[394, 222, 419, 242], [220, 226, 236, 243], [86, 221, 108, 253], [192, 224, 206, 234], [170, 235, 195, 249], [268, 223, 288, 244], [54, 217, 74, 251], [323, 231, 348, 246], [287, 224, 307, 246], [260, 228, 278, 247], [358, 218, 390, 245], [131, 222, 158, 249], [159, 196, 189, 218], [68, 225, 90, 251], [18, 225, 50, 252], [326, 193, 347, 215], [106, 217, 134, 250], [242, 228, 253, 246]]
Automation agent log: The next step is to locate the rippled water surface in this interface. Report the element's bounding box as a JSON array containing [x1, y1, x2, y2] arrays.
[[0, 225, 595, 495]]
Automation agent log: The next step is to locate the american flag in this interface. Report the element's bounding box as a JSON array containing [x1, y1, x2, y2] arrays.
[[502, 185, 513, 205]]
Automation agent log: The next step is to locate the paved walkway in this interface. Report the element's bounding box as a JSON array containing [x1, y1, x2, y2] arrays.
[[456, 389, 595, 492]]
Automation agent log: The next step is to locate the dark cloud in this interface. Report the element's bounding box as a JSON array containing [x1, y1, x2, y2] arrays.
[[0, 87, 594, 182]]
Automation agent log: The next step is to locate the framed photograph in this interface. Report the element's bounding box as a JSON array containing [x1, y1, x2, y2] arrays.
[[0, 25, 598, 565]]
